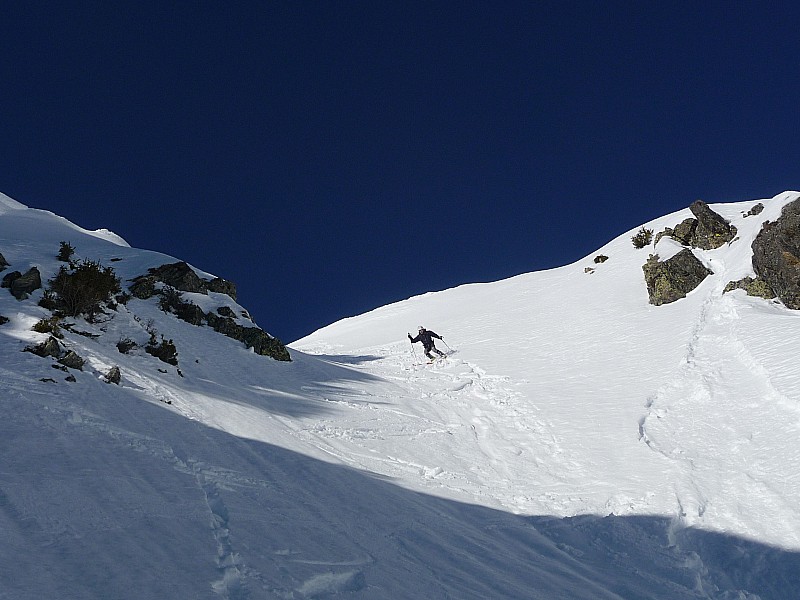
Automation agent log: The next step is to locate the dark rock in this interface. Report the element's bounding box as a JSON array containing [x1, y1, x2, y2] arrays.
[[39, 378, 57, 383], [643, 249, 713, 305], [744, 203, 765, 217], [9, 267, 42, 300], [65, 374, 77, 383], [0, 251, 8, 271], [689, 200, 737, 249], [671, 219, 698, 246], [752, 198, 800, 309], [584, 267, 595, 274], [158, 288, 205, 325], [129, 262, 237, 301], [25, 336, 62, 358], [105, 366, 122, 385], [207, 277, 237, 301], [217, 306, 236, 318], [723, 276, 775, 299], [0, 315, 8, 325], [58, 350, 85, 371], [593, 255, 609, 264], [148, 261, 205, 293], [2, 270, 21, 288], [205, 312, 291, 361]]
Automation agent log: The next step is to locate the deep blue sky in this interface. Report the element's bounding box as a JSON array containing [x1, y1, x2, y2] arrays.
[[2, 2, 800, 343]]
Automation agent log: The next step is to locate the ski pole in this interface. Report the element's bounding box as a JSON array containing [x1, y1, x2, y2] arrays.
[[408, 335, 418, 362], [442, 338, 453, 352]]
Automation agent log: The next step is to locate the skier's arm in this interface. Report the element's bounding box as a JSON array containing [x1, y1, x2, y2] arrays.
[[408, 333, 419, 343]]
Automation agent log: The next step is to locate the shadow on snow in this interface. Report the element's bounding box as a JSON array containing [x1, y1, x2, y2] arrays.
[[2, 385, 798, 600]]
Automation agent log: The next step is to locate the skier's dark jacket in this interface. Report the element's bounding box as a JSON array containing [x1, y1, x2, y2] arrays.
[[408, 329, 441, 351]]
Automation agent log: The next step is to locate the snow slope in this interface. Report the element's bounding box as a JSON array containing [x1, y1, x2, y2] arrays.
[[1, 191, 799, 599]]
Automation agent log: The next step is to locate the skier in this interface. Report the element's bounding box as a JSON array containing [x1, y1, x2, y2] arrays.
[[408, 326, 446, 361]]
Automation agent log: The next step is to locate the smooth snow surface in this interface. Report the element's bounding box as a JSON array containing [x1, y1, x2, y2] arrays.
[[2, 192, 800, 599]]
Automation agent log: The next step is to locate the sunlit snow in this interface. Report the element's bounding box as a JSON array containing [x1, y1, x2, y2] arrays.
[[1, 191, 798, 599]]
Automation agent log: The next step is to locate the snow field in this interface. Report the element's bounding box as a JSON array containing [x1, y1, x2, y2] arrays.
[[2, 191, 800, 598]]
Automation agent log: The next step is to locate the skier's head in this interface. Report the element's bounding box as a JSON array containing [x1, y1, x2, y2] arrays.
[[418, 326, 425, 332]]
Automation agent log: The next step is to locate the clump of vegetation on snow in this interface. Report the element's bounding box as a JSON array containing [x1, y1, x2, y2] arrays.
[[631, 226, 653, 249], [46, 259, 121, 321], [57, 241, 76, 263]]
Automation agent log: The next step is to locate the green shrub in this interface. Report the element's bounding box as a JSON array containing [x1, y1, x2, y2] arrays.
[[48, 260, 121, 320], [116, 337, 138, 354], [631, 227, 654, 249], [146, 335, 178, 365], [57, 241, 76, 263]]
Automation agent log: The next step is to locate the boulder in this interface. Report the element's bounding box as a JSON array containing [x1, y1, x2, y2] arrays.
[[2, 270, 20, 288], [671, 218, 698, 246], [744, 203, 765, 217], [643, 249, 713, 305], [0, 315, 8, 325], [148, 261, 206, 293], [723, 276, 775, 299], [688, 200, 737, 249], [752, 198, 800, 309], [105, 366, 122, 385], [664, 202, 737, 250], [58, 350, 85, 371], [8, 267, 42, 300], [26, 336, 62, 359], [0, 251, 8, 271]]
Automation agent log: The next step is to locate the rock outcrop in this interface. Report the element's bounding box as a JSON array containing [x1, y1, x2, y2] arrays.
[[658, 201, 737, 250], [688, 200, 738, 249], [723, 276, 775, 299], [751, 198, 800, 309], [153, 282, 290, 361], [0, 252, 8, 271], [643, 249, 713, 305], [129, 261, 237, 301]]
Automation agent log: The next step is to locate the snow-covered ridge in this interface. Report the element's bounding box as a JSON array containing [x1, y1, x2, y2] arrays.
[[2, 189, 799, 599]]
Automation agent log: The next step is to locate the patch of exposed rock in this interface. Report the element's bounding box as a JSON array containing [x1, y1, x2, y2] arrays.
[[751, 198, 800, 309], [643, 249, 713, 305], [656, 201, 737, 250], [129, 261, 237, 301], [0, 252, 8, 271], [2, 266, 42, 300], [743, 203, 764, 218], [157, 285, 290, 361], [723, 276, 775, 299]]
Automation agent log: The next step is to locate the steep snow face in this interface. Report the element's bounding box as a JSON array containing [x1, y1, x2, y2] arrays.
[[2, 191, 800, 599], [294, 191, 800, 550]]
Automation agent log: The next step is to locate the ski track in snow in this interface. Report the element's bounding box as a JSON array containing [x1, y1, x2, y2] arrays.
[[640, 253, 800, 548], [5, 191, 800, 598], [288, 344, 570, 514]]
